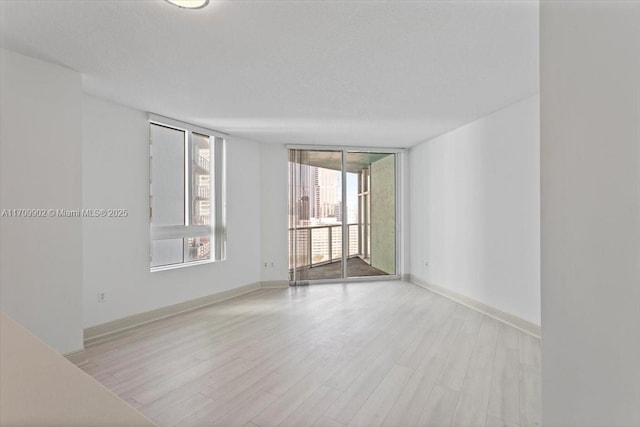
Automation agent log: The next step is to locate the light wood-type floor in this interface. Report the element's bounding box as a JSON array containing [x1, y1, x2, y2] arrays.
[[80, 281, 541, 427]]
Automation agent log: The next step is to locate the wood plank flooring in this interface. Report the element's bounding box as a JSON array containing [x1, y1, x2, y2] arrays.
[[80, 281, 541, 427]]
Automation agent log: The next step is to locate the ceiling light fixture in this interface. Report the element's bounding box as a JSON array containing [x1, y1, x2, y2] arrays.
[[165, 0, 210, 9]]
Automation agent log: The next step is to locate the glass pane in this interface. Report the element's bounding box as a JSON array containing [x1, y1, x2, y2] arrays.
[[293, 228, 310, 280], [348, 224, 358, 257], [151, 238, 184, 267], [151, 124, 185, 226], [191, 133, 211, 226], [288, 149, 342, 281], [311, 227, 330, 264], [186, 236, 211, 262], [346, 152, 396, 277], [331, 225, 342, 261]]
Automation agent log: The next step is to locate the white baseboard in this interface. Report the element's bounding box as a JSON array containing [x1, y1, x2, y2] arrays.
[[84, 281, 262, 347], [408, 274, 541, 338], [261, 280, 289, 289]]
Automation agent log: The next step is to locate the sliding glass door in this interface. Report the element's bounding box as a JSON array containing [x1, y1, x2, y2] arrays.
[[289, 149, 343, 281], [288, 148, 398, 284]]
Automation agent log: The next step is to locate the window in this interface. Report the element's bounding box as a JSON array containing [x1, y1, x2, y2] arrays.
[[149, 115, 226, 271]]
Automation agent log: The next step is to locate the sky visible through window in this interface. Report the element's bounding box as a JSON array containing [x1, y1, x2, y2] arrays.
[[333, 172, 359, 222]]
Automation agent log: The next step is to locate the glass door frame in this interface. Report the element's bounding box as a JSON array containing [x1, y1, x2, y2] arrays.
[[287, 145, 404, 285]]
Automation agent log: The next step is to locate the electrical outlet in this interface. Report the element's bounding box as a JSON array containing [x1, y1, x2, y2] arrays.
[[270, 261, 274, 268], [98, 292, 106, 303], [264, 262, 268, 268], [424, 260, 429, 267]]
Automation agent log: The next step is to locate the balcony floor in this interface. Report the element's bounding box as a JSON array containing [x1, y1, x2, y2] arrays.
[[293, 256, 389, 281]]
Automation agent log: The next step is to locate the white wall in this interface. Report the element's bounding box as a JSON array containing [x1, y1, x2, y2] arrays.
[[0, 49, 84, 354], [409, 95, 540, 325], [259, 143, 289, 283], [82, 94, 262, 327], [540, 2, 640, 426]]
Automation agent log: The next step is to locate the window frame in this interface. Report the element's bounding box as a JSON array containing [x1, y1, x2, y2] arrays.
[[149, 114, 227, 272]]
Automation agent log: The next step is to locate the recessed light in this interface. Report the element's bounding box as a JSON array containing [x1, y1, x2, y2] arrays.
[[165, 0, 210, 9]]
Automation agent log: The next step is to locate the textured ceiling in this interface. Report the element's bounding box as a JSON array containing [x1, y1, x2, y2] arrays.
[[0, 0, 539, 147]]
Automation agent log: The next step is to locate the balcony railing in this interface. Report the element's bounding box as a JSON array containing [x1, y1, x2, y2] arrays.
[[289, 223, 360, 270]]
